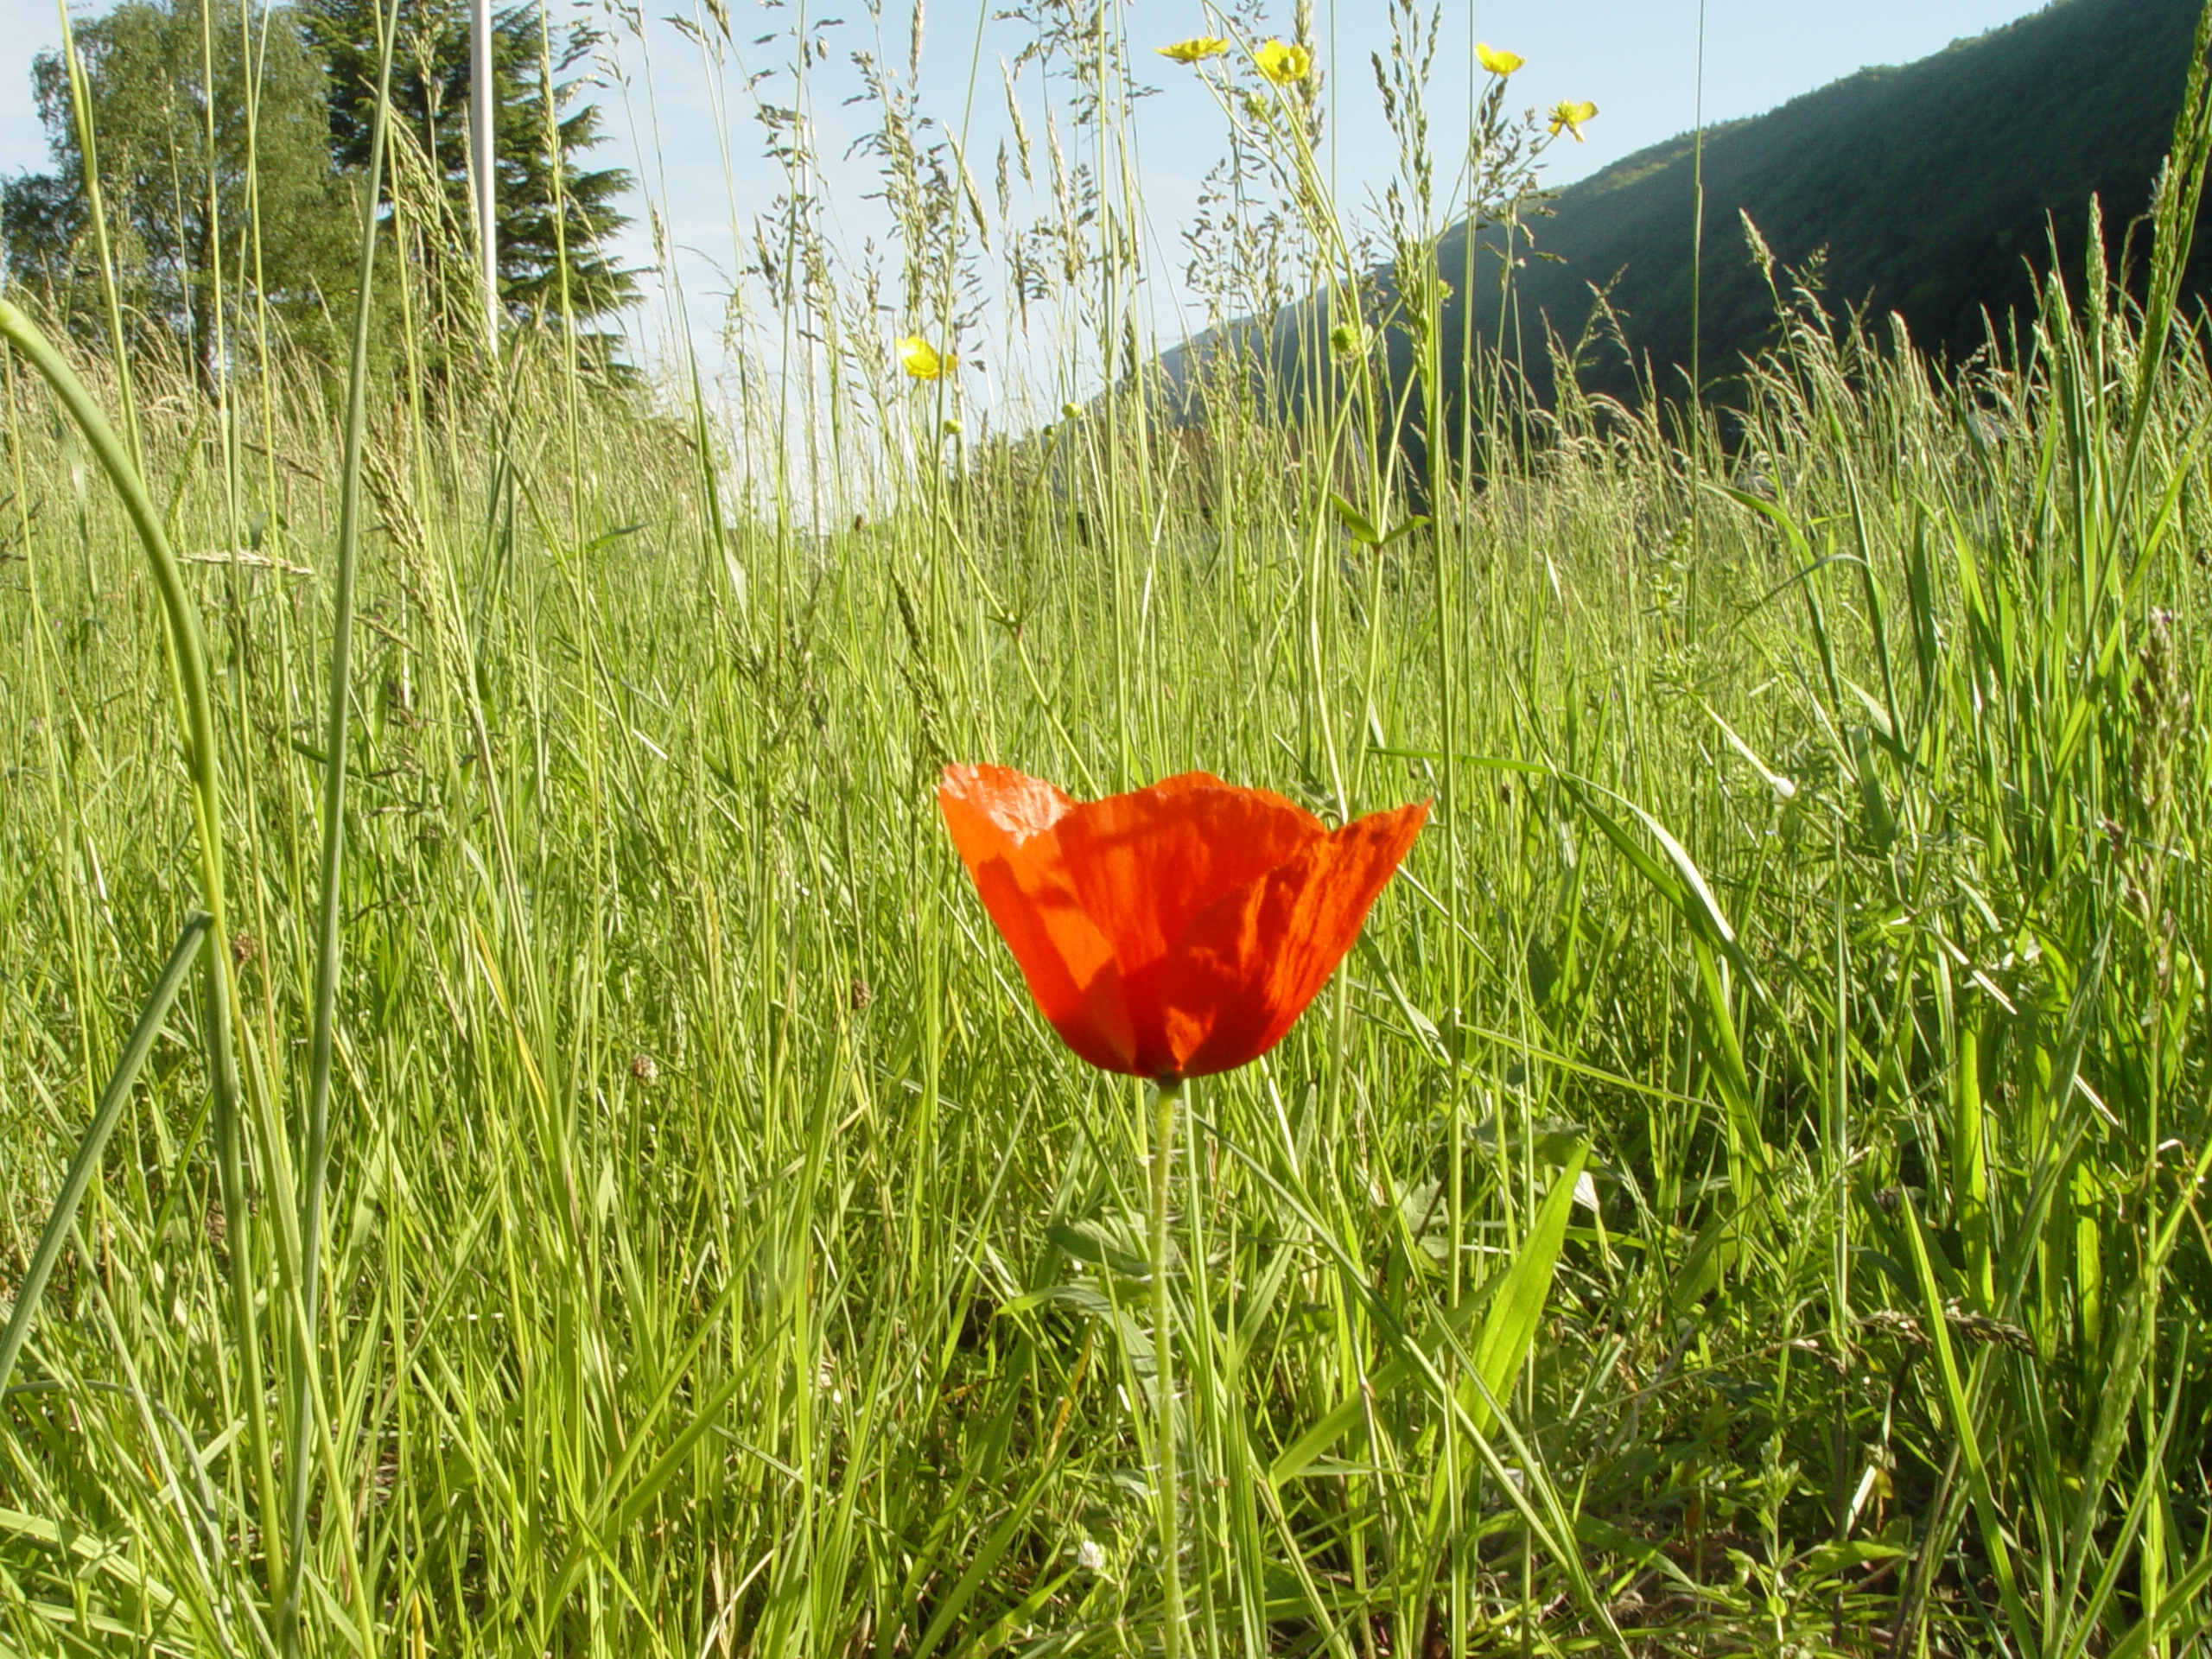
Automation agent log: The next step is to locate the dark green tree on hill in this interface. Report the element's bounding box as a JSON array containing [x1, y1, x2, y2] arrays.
[[304, 0, 637, 332]]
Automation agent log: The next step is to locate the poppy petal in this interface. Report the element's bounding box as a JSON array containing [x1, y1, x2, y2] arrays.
[[1156, 801, 1428, 1077], [1052, 772, 1325, 979], [938, 766, 1138, 1071]]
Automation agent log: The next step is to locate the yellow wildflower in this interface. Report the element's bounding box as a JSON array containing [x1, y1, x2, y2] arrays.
[[1548, 99, 1598, 142], [899, 335, 950, 380], [1255, 38, 1312, 85], [1156, 36, 1230, 63], [1475, 41, 1524, 76]]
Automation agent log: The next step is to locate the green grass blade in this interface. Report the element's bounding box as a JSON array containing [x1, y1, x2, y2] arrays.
[[0, 913, 207, 1399]]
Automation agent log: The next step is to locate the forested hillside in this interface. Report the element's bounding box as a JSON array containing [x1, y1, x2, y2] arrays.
[[1504, 0, 2209, 402], [1162, 0, 2212, 420]]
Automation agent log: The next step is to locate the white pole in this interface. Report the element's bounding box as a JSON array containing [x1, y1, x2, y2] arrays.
[[470, 0, 497, 353]]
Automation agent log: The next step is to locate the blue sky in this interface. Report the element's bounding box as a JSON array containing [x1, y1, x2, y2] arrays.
[[3, 0, 2056, 385]]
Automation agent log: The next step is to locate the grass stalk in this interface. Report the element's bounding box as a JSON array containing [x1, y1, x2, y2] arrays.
[[0, 297, 274, 1595], [279, 0, 399, 1638], [0, 914, 208, 1397], [1150, 1074, 1186, 1657]]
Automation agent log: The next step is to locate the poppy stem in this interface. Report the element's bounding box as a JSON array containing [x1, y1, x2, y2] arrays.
[[1148, 1073, 1187, 1656]]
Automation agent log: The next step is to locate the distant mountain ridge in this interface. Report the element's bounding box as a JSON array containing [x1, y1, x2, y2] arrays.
[[1160, 0, 2212, 422]]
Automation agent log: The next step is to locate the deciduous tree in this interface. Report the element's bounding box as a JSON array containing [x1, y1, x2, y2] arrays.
[[1, 0, 360, 378]]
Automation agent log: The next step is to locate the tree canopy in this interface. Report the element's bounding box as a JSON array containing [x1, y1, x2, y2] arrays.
[[2, 0, 359, 375], [304, 0, 636, 329], [2, 0, 637, 374]]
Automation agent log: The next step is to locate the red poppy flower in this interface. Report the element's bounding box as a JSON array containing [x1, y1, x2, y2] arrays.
[[938, 765, 1427, 1080]]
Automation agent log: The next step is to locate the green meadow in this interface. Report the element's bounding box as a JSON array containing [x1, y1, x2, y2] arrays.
[[4, 1, 2212, 1653]]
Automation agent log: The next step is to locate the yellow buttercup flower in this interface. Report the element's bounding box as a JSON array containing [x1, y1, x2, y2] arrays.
[[1255, 38, 1312, 84], [1475, 41, 1524, 76], [899, 335, 950, 379], [1157, 35, 1230, 63], [1548, 99, 1598, 141]]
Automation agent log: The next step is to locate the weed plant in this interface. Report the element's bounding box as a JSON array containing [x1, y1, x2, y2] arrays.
[[4, 0, 2212, 1654]]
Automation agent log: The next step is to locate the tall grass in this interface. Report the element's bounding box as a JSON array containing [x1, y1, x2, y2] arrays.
[[5, 1, 2212, 1654]]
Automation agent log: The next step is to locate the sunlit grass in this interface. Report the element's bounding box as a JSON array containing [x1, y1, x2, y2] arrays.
[[4, 2, 2212, 1655]]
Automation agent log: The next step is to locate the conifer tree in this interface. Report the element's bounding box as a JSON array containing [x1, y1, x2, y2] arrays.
[[306, 0, 636, 333]]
